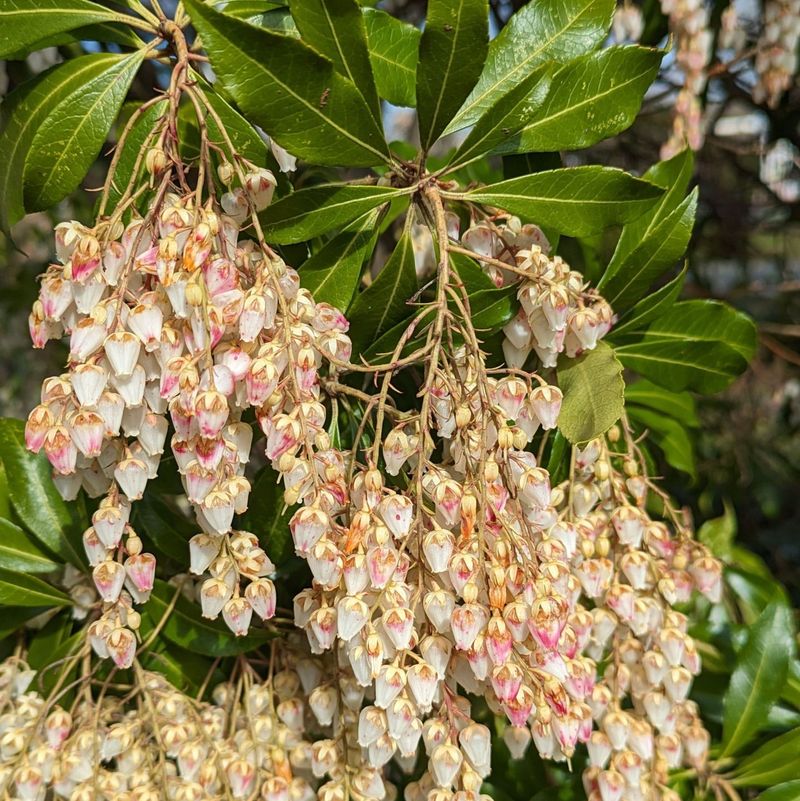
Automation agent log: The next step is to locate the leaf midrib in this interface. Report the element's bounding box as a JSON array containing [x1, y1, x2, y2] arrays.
[[453, 0, 601, 128], [517, 57, 652, 136], [27, 51, 142, 209], [219, 18, 389, 163], [422, 0, 468, 148]]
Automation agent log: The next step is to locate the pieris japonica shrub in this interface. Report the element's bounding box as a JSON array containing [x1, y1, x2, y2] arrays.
[[0, 2, 797, 801]]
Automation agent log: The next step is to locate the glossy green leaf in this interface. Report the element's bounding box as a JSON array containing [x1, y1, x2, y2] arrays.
[[239, 467, 292, 566], [557, 342, 624, 444], [626, 405, 696, 477], [299, 209, 382, 310], [146, 579, 273, 657], [260, 183, 402, 244], [615, 300, 757, 394], [496, 46, 660, 154], [0, 54, 124, 234], [362, 8, 420, 107], [732, 729, 800, 787], [416, 0, 489, 150], [0, 419, 85, 567], [184, 0, 390, 167], [697, 502, 736, 560], [0, 568, 71, 608], [104, 99, 168, 211], [449, 63, 554, 169], [721, 602, 796, 756], [0, 606, 52, 641], [599, 189, 697, 309], [610, 148, 695, 271], [131, 492, 196, 565], [754, 782, 800, 801], [448, 0, 615, 131], [465, 167, 662, 237], [623, 378, 698, 426], [4, 21, 144, 59], [466, 284, 518, 333], [192, 75, 269, 164], [0, 517, 59, 573], [24, 49, 145, 211], [347, 223, 417, 352], [0, 0, 121, 59], [27, 612, 74, 670], [610, 265, 687, 339], [290, 0, 380, 121]]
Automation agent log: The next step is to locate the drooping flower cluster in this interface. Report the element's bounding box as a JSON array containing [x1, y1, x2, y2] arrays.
[[753, 0, 800, 108], [14, 36, 725, 797], [0, 648, 385, 801], [660, 0, 713, 158], [558, 434, 720, 801], [457, 218, 613, 368], [24, 156, 352, 663]]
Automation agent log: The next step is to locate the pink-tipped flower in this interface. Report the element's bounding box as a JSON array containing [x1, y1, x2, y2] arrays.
[[104, 331, 141, 378], [245, 578, 276, 620], [222, 596, 253, 637], [530, 385, 563, 430], [25, 405, 53, 453], [124, 552, 156, 593], [44, 426, 78, 475], [200, 577, 231, 620], [68, 409, 105, 457], [92, 560, 125, 602]]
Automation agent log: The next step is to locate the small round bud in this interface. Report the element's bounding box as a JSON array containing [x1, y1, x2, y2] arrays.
[[145, 147, 168, 176]]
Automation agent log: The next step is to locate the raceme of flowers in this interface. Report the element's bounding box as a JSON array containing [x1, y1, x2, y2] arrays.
[[11, 83, 721, 801], [611, 0, 800, 157]]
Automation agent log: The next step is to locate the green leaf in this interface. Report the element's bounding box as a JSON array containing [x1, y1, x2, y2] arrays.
[[610, 265, 687, 338], [0, 0, 121, 59], [131, 492, 196, 565], [289, 0, 380, 121], [192, 75, 270, 164], [416, 0, 489, 150], [721, 602, 796, 757], [496, 46, 660, 154], [626, 405, 696, 478], [610, 148, 695, 271], [23, 49, 145, 211], [697, 502, 736, 560], [0, 606, 53, 641], [104, 99, 168, 211], [0, 418, 86, 567], [139, 634, 215, 696], [0, 568, 71, 608], [4, 21, 144, 59], [754, 782, 800, 801], [449, 63, 554, 169], [347, 222, 418, 352], [0, 54, 124, 234], [624, 378, 698, 426], [465, 167, 663, 237], [732, 730, 800, 787], [299, 208, 382, 310], [362, 8, 420, 107], [614, 300, 757, 394], [599, 189, 697, 310], [448, 0, 615, 131], [557, 342, 625, 444], [0, 517, 59, 573], [260, 183, 402, 244], [239, 467, 292, 566], [146, 579, 273, 657], [184, 0, 390, 167], [27, 612, 74, 670]]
